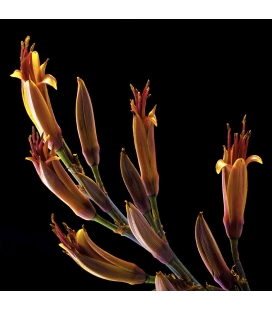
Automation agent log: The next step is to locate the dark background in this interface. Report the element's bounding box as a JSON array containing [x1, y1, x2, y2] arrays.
[[1, 21, 271, 291]]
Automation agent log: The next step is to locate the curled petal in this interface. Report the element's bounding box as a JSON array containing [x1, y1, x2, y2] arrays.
[[215, 159, 230, 174], [147, 105, 157, 127], [10, 70, 23, 80], [245, 155, 263, 166], [37, 74, 57, 90]]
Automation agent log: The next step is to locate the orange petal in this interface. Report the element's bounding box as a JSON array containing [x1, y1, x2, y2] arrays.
[[37, 74, 57, 90], [215, 159, 231, 174], [245, 155, 263, 165]]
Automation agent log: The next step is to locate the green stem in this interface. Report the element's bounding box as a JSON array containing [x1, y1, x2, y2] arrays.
[[93, 214, 119, 231], [144, 210, 158, 233], [230, 238, 250, 291], [145, 275, 155, 284], [91, 164, 106, 192], [148, 195, 165, 239]]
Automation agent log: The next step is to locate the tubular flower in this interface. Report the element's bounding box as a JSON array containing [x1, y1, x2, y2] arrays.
[[120, 149, 151, 214], [11, 36, 62, 150], [26, 129, 96, 220], [195, 212, 234, 291], [215, 116, 263, 239], [76, 77, 100, 166], [130, 80, 159, 197], [126, 201, 173, 264], [155, 272, 178, 291], [51, 215, 147, 285]]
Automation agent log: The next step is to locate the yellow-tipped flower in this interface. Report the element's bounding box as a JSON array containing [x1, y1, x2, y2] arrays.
[[120, 149, 151, 214], [26, 129, 96, 220], [126, 201, 173, 264], [215, 116, 263, 239], [155, 272, 177, 291], [75, 172, 112, 213], [51, 216, 147, 285], [11, 36, 62, 150], [195, 212, 234, 291], [76, 77, 100, 166], [130, 81, 159, 197]]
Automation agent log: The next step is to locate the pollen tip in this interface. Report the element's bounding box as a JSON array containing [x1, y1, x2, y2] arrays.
[[226, 123, 231, 131], [242, 114, 247, 123]]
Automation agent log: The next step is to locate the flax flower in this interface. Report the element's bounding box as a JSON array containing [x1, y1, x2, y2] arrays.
[[215, 116, 262, 239], [51, 215, 147, 285], [76, 77, 100, 166], [195, 212, 234, 290], [26, 129, 96, 220], [11, 36, 62, 150], [126, 201, 173, 264], [130, 81, 159, 197]]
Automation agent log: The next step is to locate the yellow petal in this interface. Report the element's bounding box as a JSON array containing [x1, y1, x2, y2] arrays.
[[245, 155, 263, 165], [10, 70, 23, 80], [215, 159, 228, 174], [32, 51, 41, 83], [148, 105, 157, 126], [38, 74, 57, 90]]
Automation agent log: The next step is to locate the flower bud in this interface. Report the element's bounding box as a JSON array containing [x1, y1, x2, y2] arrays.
[[126, 201, 173, 264], [195, 212, 234, 290], [155, 272, 177, 291], [120, 149, 150, 214], [76, 77, 100, 166]]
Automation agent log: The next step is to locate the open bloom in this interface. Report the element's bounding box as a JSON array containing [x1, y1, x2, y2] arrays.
[[215, 116, 262, 239], [51, 215, 147, 285], [11, 36, 62, 150], [130, 81, 159, 197], [26, 129, 96, 220], [195, 212, 234, 290]]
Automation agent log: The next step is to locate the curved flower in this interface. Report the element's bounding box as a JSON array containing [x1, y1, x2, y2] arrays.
[[215, 116, 263, 239], [195, 212, 234, 290], [51, 215, 147, 285], [26, 129, 96, 220], [11, 36, 62, 150], [130, 81, 159, 197]]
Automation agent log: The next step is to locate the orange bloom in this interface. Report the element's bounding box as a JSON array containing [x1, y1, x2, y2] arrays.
[[130, 80, 159, 197], [11, 36, 62, 150], [51, 215, 147, 285], [215, 116, 262, 239]]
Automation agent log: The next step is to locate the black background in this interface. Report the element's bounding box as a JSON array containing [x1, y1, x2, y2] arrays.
[[1, 21, 271, 291]]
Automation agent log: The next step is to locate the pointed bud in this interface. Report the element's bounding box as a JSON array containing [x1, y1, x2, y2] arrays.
[[120, 149, 151, 214], [76, 77, 100, 166], [155, 272, 177, 291], [195, 212, 234, 290], [126, 201, 173, 264], [75, 172, 112, 213]]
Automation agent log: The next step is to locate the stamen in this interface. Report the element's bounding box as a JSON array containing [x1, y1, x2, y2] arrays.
[[232, 133, 238, 163], [242, 114, 246, 132], [226, 123, 231, 164]]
